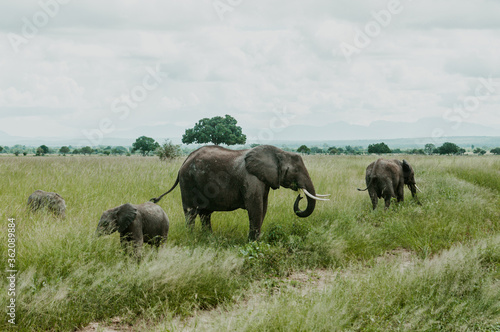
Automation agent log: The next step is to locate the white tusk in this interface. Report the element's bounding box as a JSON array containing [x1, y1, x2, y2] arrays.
[[415, 185, 423, 193], [303, 189, 330, 201], [315, 194, 331, 197]]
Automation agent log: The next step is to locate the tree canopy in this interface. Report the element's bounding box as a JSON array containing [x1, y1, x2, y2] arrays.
[[297, 145, 311, 154], [59, 146, 70, 155], [367, 142, 391, 154], [132, 136, 160, 156], [182, 115, 246, 146], [424, 143, 435, 155], [436, 142, 462, 155]]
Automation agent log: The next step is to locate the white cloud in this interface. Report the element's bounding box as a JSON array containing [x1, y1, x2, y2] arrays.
[[0, 0, 499, 142]]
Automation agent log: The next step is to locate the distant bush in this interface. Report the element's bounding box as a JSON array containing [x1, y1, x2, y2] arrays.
[[157, 140, 181, 161], [491, 147, 500, 155]]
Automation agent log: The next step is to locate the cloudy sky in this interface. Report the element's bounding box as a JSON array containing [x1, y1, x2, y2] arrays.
[[1, 0, 499, 144]]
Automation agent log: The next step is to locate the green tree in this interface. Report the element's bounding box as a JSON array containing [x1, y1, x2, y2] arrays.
[[37, 145, 49, 155], [424, 143, 435, 155], [297, 145, 311, 154], [182, 114, 246, 146], [436, 142, 460, 155], [473, 147, 486, 155], [157, 140, 181, 161], [0, 146, 3, 153], [367, 142, 391, 154], [80, 146, 93, 155], [59, 146, 70, 156], [132, 136, 160, 156], [35, 147, 44, 156], [490, 147, 500, 155]]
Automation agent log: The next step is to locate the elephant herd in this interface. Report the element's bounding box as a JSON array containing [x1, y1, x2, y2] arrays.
[[28, 144, 421, 258]]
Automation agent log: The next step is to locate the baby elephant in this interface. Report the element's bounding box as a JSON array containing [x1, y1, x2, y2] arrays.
[[358, 158, 421, 210], [96, 202, 169, 258], [28, 190, 66, 218]]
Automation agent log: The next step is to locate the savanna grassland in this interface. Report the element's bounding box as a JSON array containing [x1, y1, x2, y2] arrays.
[[1, 154, 499, 331]]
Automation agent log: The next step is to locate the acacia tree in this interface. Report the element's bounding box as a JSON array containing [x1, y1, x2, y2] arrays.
[[182, 114, 246, 146], [132, 136, 160, 156], [491, 147, 500, 155]]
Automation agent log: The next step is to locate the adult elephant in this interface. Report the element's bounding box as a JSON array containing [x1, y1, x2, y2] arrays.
[[358, 158, 421, 210], [151, 145, 329, 240]]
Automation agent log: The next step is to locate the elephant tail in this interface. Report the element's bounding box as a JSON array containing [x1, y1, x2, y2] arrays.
[[357, 174, 377, 192], [150, 174, 180, 203]]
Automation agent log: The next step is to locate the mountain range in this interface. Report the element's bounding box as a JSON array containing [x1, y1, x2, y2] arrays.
[[1, 117, 498, 148]]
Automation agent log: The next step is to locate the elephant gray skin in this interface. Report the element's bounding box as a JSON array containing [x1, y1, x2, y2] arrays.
[[95, 202, 169, 258], [151, 145, 328, 241], [28, 190, 66, 218], [358, 158, 421, 210]]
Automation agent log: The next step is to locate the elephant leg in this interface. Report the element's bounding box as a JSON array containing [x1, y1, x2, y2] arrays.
[[262, 190, 269, 221], [200, 212, 213, 232], [247, 189, 269, 241], [384, 196, 392, 210], [184, 208, 197, 229], [120, 234, 133, 256], [247, 202, 264, 241], [397, 184, 404, 203]]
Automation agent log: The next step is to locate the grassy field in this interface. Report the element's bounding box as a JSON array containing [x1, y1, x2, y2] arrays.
[[1, 154, 499, 331]]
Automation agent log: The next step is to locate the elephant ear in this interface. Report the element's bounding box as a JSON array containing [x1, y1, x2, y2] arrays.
[[116, 203, 138, 233], [245, 145, 281, 189], [402, 159, 412, 180]]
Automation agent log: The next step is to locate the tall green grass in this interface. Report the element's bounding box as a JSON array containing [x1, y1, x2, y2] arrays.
[[193, 236, 500, 331], [0, 154, 499, 330]]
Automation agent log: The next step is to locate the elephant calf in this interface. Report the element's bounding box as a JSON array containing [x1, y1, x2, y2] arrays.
[[96, 202, 169, 258], [28, 190, 66, 218], [358, 158, 421, 210]]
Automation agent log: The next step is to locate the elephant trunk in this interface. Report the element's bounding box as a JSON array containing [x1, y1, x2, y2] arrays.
[[294, 179, 317, 218], [407, 183, 417, 197]]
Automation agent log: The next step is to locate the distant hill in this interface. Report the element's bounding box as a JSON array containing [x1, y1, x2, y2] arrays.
[[244, 118, 499, 142], [1, 117, 498, 148]]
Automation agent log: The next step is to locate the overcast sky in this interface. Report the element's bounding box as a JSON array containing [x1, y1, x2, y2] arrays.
[[1, 0, 499, 143]]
